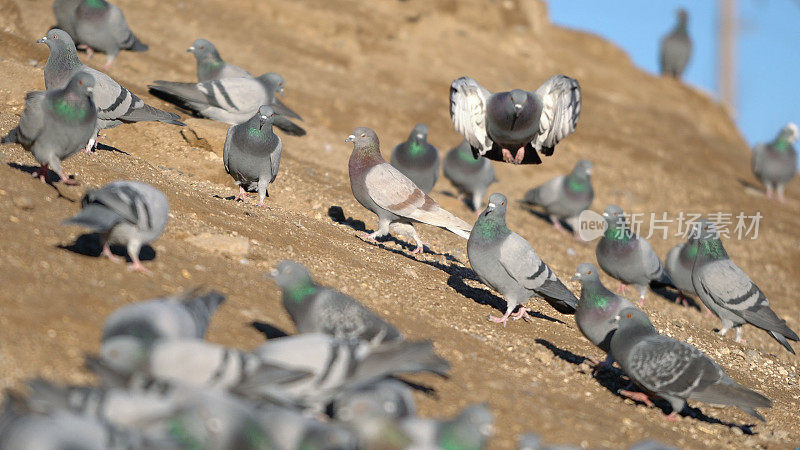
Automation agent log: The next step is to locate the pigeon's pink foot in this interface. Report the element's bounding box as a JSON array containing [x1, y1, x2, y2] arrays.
[[257, 200, 270, 208], [638, 295, 645, 307], [410, 245, 424, 254], [551, 217, 568, 234], [359, 231, 378, 242], [664, 412, 680, 422], [616, 283, 629, 294], [57, 173, 78, 185], [675, 293, 689, 307], [101, 243, 123, 263], [488, 310, 513, 327], [588, 356, 613, 374], [765, 186, 773, 199], [510, 307, 530, 320], [78, 44, 94, 59], [703, 304, 713, 316], [618, 389, 654, 407], [127, 257, 151, 275], [501, 148, 515, 164], [233, 186, 247, 202], [32, 165, 50, 183], [513, 148, 525, 164]]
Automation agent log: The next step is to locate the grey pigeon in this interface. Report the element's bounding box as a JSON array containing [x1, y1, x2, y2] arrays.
[[610, 307, 772, 421], [67, 0, 148, 69], [690, 219, 799, 353], [39, 29, 183, 151], [257, 404, 358, 450], [659, 9, 692, 78], [1, 72, 96, 184], [223, 105, 282, 207], [187, 38, 252, 82], [270, 260, 402, 343], [329, 379, 416, 423], [665, 237, 708, 310], [751, 122, 798, 202], [467, 193, 578, 326], [517, 433, 579, 450], [400, 403, 493, 450], [595, 205, 673, 306], [571, 262, 646, 367], [390, 123, 440, 194], [523, 159, 593, 234], [63, 180, 169, 273], [53, 0, 81, 37], [450, 75, 580, 164], [346, 127, 472, 254], [443, 140, 496, 211], [148, 73, 305, 135]]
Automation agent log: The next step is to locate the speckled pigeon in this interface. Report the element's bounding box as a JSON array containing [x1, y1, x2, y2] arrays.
[[659, 9, 692, 78], [443, 140, 496, 212], [751, 123, 798, 202], [187, 38, 251, 82], [390, 123, 440, 194], [524, 159, 593, 234]]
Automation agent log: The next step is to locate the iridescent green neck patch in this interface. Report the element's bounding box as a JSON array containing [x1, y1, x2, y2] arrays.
[[247, 127, 266, 139], [409, 141, 424, 156], [567, 178, 587, 192], [287, 283, 316, 303], [52, 98, 87, 121]]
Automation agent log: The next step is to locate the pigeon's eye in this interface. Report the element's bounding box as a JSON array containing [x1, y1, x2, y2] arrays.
[[360, 133, 366, 138], [199, 46, 205, 50], [78, 80, 83, 85], [501, 201, 505, 206], [52, 34, 58, 39], [626, 313, 632, 318], [587, 270, 592, 274]]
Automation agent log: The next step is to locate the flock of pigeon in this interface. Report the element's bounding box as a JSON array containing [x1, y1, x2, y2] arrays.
[[0, 2, 798, 448]]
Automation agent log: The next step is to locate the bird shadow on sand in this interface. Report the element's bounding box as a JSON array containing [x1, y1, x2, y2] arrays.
[[535, 338, 758, 434], [95, 142, 130, 155], [519, 202, 577, 234], [7, 162, 81, 201], [436, 188, 479, 212], [57, 233, 156, 262], [650, 287, 705, 313]]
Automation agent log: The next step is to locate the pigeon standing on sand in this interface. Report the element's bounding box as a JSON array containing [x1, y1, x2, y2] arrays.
[[595, 205, 673, 306], [346, 127, 472, 254], [751, 123, 798, 202], [690, 219, 799, 353], [443, 140, 496, 212], [65, 0, 148, 69], [1, 72, 96, 185], [187, 38, 252, 82], [610, 307, 772, 421], [148, 73, 305, 135], [450, 75, 581, 164], [659, 9, 691, 78], [523, 159, 593, 234], [664, 237, 706, 310], [468, 193, 578, 326], [39, 29, 183, 151], [270, 260, 402, 344], [390, 123, 440, 194], [63, 181, 169, 274], [223, 105, 282, 207]]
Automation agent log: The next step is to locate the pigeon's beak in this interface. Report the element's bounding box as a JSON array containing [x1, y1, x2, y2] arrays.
[[483, 202, 495, 216], [259, 115, 268, 126], [345, 135, 355, 143], [586, 168, 593, 175], [416, 134, 424, 139], [186, 46, 195, 53], [514, 103, 523, 112], [86, 86, 94, 94], [601, 212, 609, 218], [279, 86, 285, 96], [37, 36, 47, 44]]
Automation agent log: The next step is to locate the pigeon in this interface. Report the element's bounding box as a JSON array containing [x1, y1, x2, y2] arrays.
[[148, 73, 305, 135], [571, 262, 648, 367], [690, 219, 799, 353], [659, 9, 692, 78], [664, 237, 706, 310], [66, 0, 148, 69], [346, 127, 472, 254], [223, 105, 282, 207], [450, 75, 580, 164], [270, 260, 402, 344], [443, 140, 496, 212], [523, 159, 593, 234], [329, 379, 416, 423], [400, 403, 493, 450], [257, 404, 358, 450], [63, 180, 169, 273], [595, 205, 674, 306], [751, 122, 798, 202], [389, 123, 440, 194], [39, 29, 183, 151], [610, 307, 772, 421], [187, 38, 252, 82], [467, 193, 578, 326], [1, 72, 96, 184]]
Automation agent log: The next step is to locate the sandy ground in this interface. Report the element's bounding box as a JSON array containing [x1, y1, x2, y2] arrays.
[[0, 0, 799, 448]]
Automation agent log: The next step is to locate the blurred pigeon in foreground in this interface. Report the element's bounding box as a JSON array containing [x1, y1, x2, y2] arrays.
[[187, 38, 252, 82], [223, 105, 282, 206], [400, 403, 493, 450], [443, 140, 496, 212], [595, 205, 674, 306], [1, 72, 96, 184], [257, 404, 358, 450], [390, 123, 440, 194], [346, 127, 472, 254], [53, 0, 81, 37], [611, 307, 772, 421], [39, 29, 183, 150], [664, 237, 708, 311], [751, 122, 798, 202], [63, 181, 169, 273], [468, 193, 578, 326], [523, 159, 593, 234], [450, 75, 580, 164], [148, 73, 305, 135], [659, 9, 692, 78], [271, 260, 402, 343], [690, 219, 798, 353], [517, 433, 579, 450], [329, 379, 416, 423]]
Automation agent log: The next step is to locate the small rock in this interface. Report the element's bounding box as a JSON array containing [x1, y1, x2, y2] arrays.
[[13, 196, 33, 210]]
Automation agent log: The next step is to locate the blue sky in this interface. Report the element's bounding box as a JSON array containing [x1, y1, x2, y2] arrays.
[[548, 1, 800, 146]]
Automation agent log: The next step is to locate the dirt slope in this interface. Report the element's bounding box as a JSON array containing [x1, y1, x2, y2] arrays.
[[0, 0, 799, 448]]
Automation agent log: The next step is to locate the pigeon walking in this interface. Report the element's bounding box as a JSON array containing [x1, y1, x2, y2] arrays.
[[187, 38, 251, 82], [468, 193, 578, 326], [611, 307, 772, 421], [595, 205, 673, 306], [664, 237, 706, 310], [63, 181, 169, 273], [443, 140, 496, 212], [690, 219, 798, 353], [1, 72, 96, 184], [659, 9, 692, 78], [39, 29, 182, 151], [346, 127, 472, 254], [390, 123, 440, 194], [271, 260, 402, 343], [751, 123, 798, 202], [523, 159, 593, 234], [223, 105, 282, 207], [450, 75, 580, 164]]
